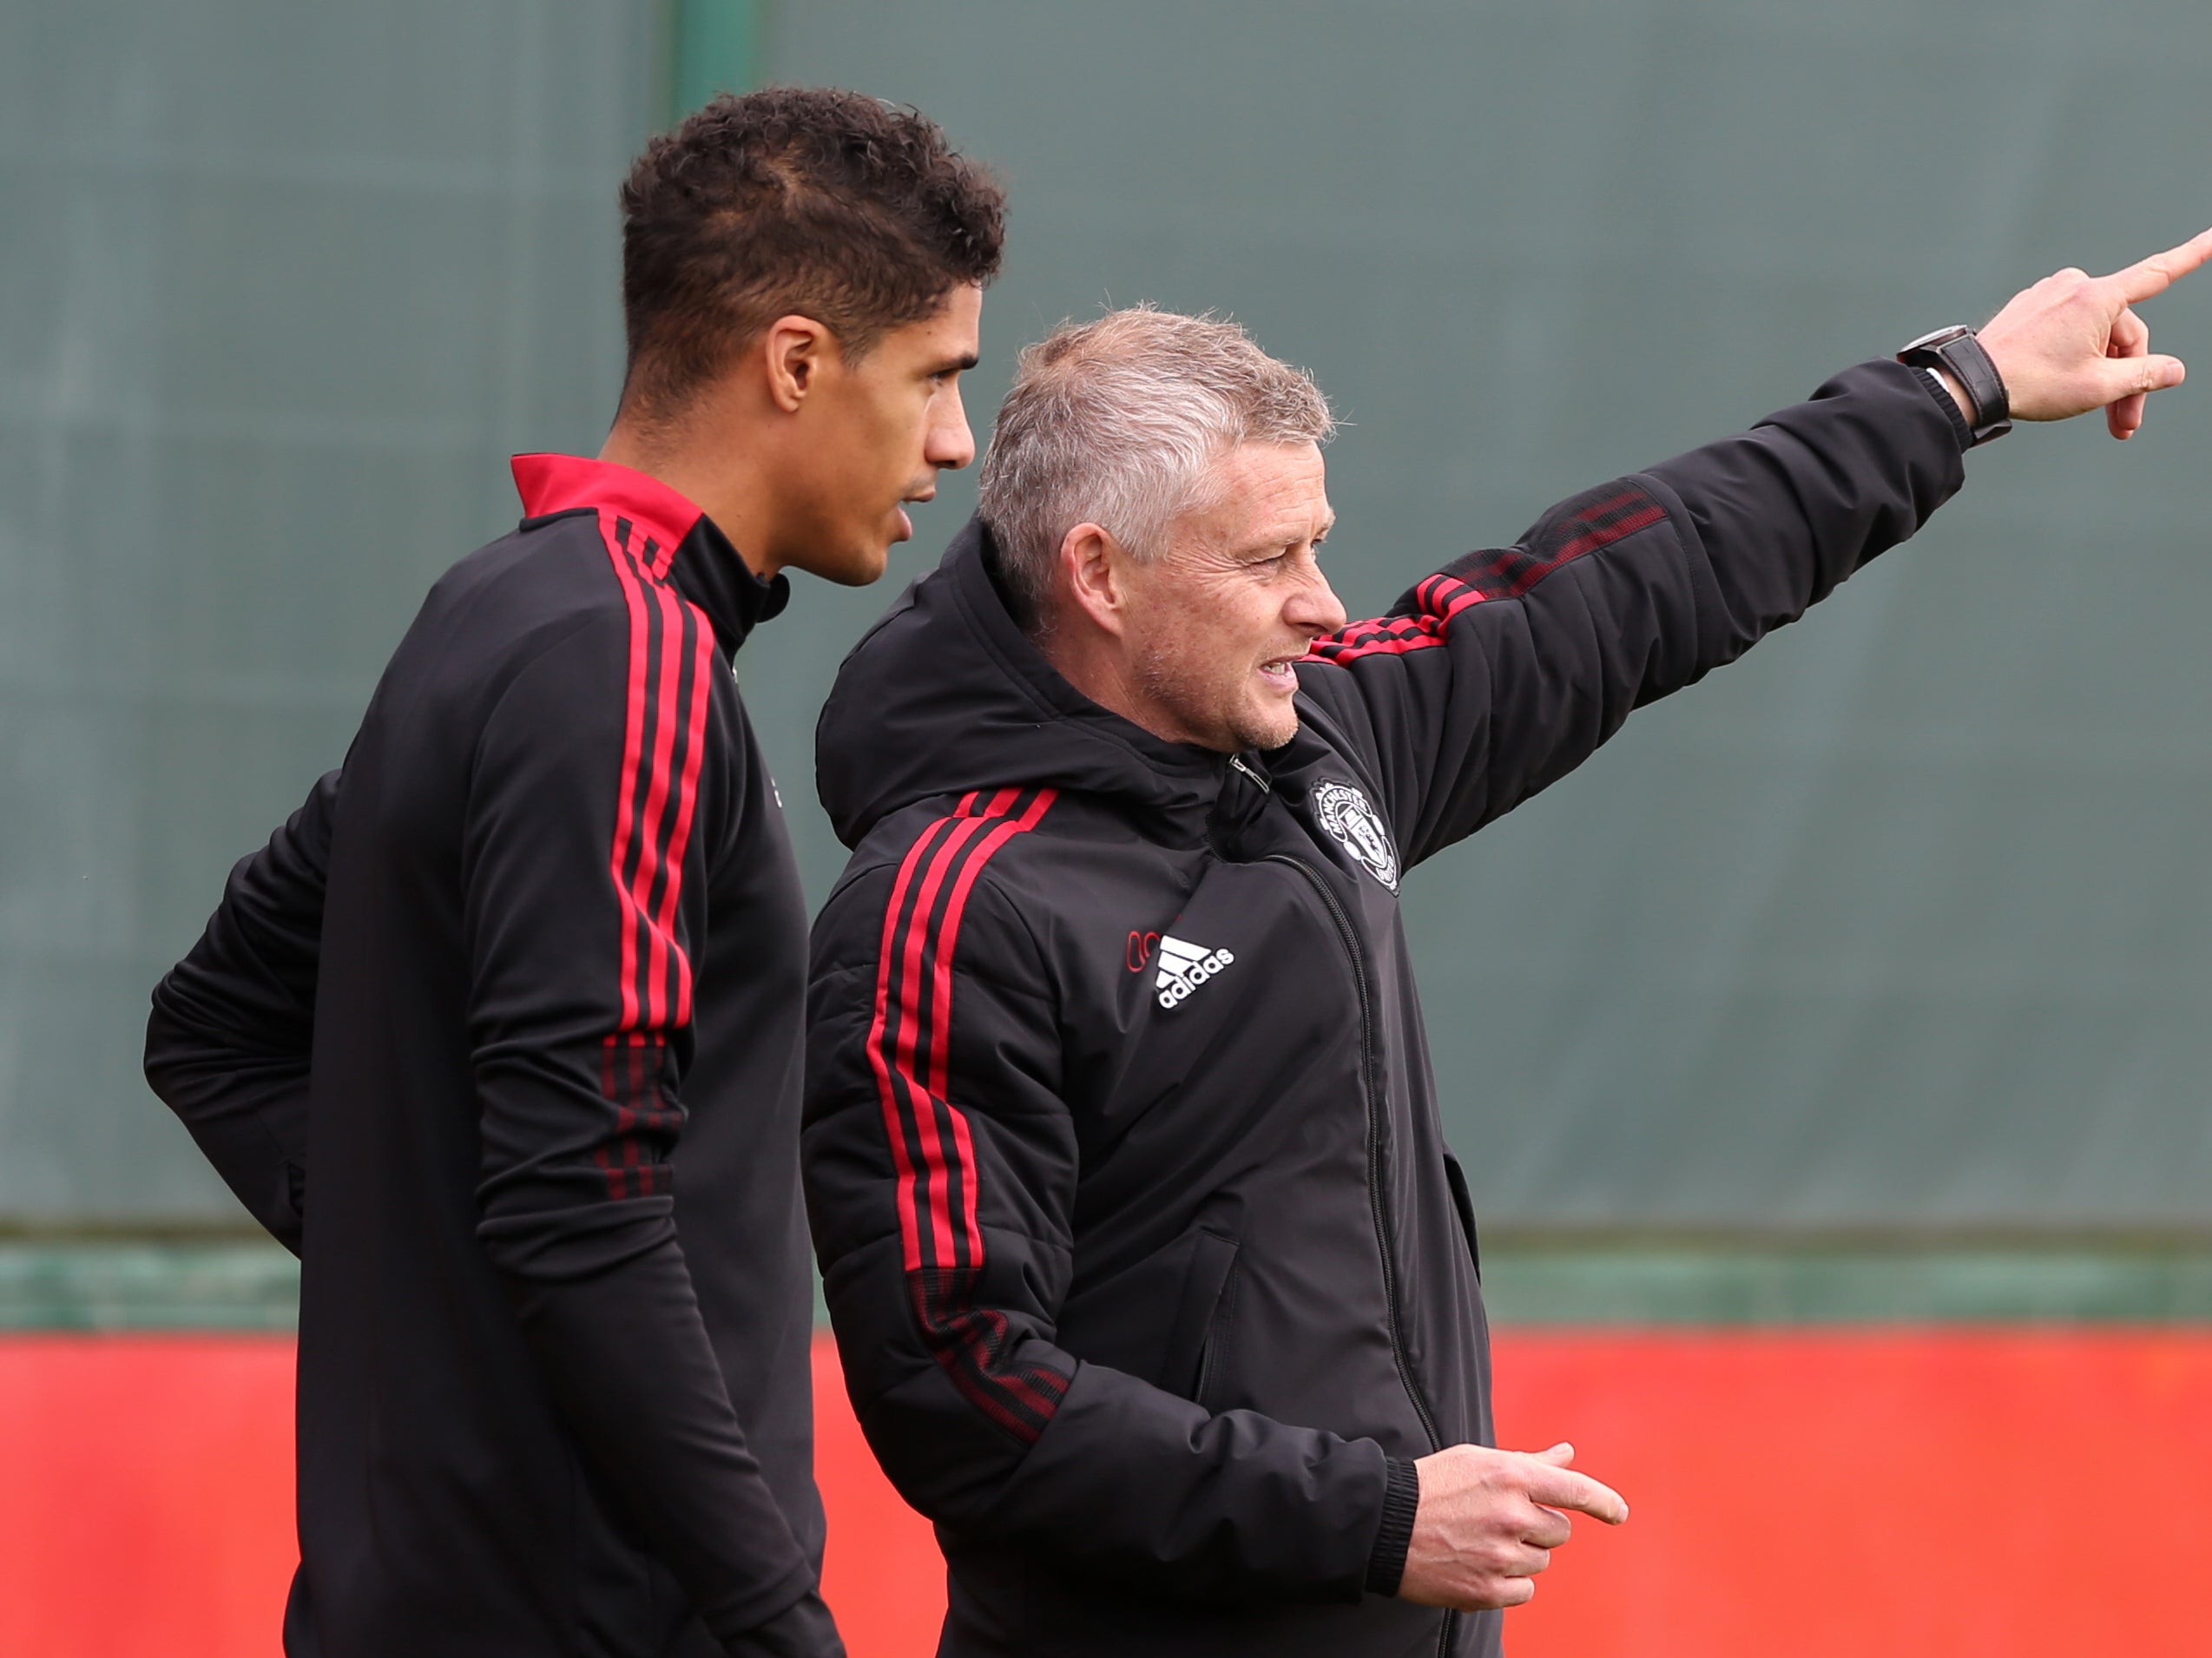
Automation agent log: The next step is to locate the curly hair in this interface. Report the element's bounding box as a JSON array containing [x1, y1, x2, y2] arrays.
[[619, 87, 1006, 418]]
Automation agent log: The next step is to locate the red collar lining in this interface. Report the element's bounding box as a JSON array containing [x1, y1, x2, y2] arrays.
[[510, 453, 704, 556]]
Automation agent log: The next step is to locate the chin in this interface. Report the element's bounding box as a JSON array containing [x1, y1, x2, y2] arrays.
[[813, 540, 892, 589], [1227, 703, 1301, 753]]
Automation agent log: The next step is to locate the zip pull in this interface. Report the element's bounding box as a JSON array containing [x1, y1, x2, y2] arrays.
[[1228, 755, 1270, 793]]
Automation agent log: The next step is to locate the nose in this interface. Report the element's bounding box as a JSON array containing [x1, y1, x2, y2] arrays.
[[1290, 568, 1349, 638], [927, 382, 977, 472]]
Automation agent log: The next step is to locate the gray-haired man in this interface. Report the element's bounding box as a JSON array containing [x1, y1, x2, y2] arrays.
[[802, 236, 2209, 1656]]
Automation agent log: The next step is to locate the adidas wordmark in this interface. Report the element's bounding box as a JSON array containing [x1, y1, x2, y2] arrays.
[[1155, 935, 1234, 1010]]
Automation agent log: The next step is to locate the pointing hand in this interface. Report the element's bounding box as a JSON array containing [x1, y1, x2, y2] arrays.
[[1397, 1441, 1628, 1612], [1975, 226, 2212, 439]]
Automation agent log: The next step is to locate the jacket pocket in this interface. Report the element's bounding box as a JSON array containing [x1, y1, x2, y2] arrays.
[[1159, 1229, 1241, 1403], [1442, 1151, 1481, 1280]]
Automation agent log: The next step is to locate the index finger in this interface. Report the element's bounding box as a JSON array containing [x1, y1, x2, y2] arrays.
[[2106, 226, 2212, 305], [1527, 1464, 1630, 1525]]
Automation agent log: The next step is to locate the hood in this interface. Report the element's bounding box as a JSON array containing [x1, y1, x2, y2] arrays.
[[816, 516, 1231, 850]]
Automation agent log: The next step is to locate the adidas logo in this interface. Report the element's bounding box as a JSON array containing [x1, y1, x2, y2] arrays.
[[1155, 935, 1235, 1010]]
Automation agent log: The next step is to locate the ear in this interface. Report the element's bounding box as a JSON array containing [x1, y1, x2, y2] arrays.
[[761, 313, 836, 413], [1058, 523, 1133, 639]]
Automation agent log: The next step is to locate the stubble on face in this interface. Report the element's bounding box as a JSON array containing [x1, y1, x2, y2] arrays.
[[1117, 442, 1339, 753], [1131, 622, 1301, 753]]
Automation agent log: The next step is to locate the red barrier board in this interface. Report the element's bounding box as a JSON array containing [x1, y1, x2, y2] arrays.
[[4, 1330, 2208, 1656]]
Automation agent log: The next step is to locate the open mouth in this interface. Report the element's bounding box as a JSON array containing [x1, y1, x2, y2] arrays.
[[1257, 658, 1300, 689]]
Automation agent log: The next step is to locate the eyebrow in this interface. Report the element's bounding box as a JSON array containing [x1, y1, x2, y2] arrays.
[[1242, 515, 1336, 556], [930, 352, 981, 375]]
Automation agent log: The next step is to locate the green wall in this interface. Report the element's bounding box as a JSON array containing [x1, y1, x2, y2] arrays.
[[746, 0, 2212, 1238], [5, 0, 2212, 1248], [0, 0, 662, 1223]]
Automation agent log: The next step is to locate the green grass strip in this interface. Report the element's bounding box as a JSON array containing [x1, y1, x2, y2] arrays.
[[1478, 1241, 2212, 1326], [0, 1242, 300, 1333], [5, 1240, 2211, 1333]]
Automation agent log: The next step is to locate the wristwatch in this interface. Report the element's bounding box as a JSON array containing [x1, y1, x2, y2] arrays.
[[1898, 325, 2012, 445]]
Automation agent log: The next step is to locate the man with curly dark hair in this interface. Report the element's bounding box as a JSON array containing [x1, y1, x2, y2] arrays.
[[143, 87, 1003, 1658]]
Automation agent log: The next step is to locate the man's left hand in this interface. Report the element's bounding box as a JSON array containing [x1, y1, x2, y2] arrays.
[[1973, 226, 2212, 440]]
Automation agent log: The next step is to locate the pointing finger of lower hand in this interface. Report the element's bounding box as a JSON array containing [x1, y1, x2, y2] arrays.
[[1527, 1464, 1629, 1524], [2108, 226, 2212, 305]]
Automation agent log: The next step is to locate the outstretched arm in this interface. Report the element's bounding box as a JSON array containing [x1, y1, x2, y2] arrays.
[[1300, 226, 2212, 871]]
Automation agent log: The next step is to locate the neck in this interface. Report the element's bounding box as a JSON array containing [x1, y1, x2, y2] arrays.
[[598, 402, 781, 580]]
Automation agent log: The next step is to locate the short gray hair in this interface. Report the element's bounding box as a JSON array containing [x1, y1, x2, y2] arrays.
[[977, 307, 1334, 625]]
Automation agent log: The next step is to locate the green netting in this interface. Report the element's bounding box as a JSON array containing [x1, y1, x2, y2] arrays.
[[0, 0, 661, 1221], [750, 0, 2212, 1234], [6, 0, 2211, 1236]]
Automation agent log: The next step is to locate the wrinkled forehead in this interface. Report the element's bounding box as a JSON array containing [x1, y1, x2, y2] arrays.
[[1175, 439, 1333, 555]]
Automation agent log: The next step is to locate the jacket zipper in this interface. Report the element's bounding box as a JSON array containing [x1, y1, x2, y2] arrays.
[[1250, 771, 1455, 1652], [1262, 853, 1443, 1456]]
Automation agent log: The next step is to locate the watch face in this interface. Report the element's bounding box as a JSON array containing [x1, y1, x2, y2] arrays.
[[1901, 325, 1973, 356]]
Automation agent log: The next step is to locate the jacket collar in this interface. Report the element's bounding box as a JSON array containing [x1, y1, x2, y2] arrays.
[[510, 452, 789, 651], [814, 516, 1236, 851]]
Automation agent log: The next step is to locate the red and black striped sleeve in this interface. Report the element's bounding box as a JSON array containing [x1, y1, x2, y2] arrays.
[[466, 510, 722, 1266], [1298, 359, 1966, 869], [463, 513, 821, 1645], [803, 793, 1401, 1603]]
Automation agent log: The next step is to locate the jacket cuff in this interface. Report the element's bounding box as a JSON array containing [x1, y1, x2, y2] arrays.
[[1907, 364, 1975, 454], [1364, 1456, 1421, 1596]]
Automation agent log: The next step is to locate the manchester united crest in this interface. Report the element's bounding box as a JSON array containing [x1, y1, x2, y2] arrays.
[[1313, 780, 1399, 893]]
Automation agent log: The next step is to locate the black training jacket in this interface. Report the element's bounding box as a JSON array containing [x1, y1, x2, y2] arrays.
[[146, 457, 837, 1657], [802, 362, 1966, 1657]]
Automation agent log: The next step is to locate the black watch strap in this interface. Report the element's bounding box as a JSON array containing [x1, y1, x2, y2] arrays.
[[1898, 326, 2012, 445]]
